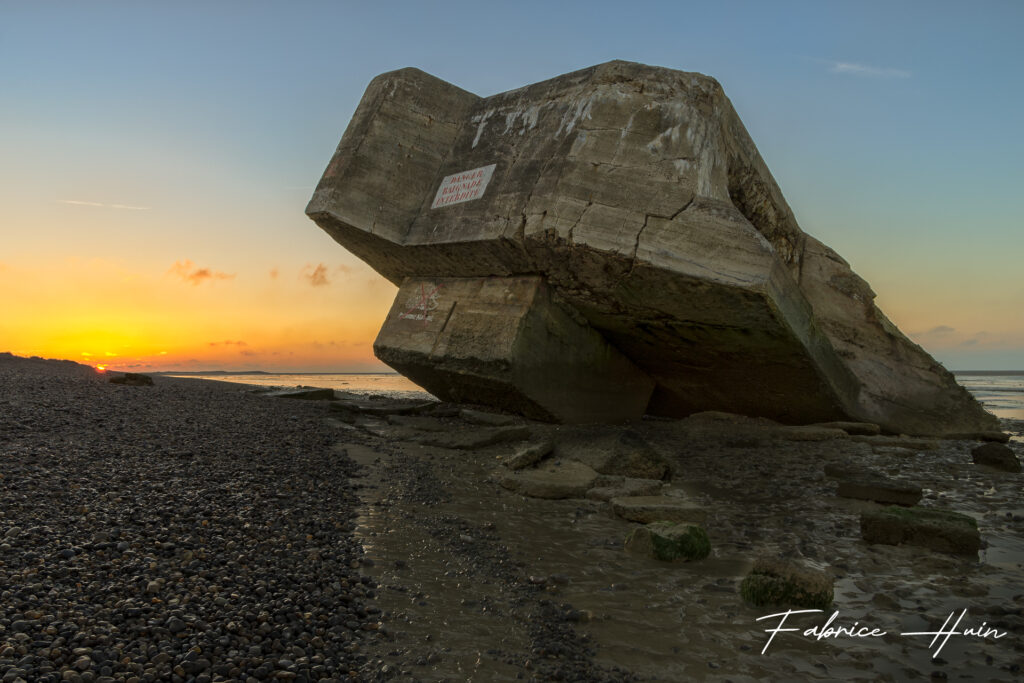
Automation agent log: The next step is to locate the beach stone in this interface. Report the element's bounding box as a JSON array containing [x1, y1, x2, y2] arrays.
[[4, 526, 22, 539], [610, 495, 706, 524], [557, 430, 669, 480], [812, 421, 882, 436], [109, 372, 154, 386], [835, 478, 922, 506], [497, 460, 600, 499], [265, 387, 335, 400], [740, 558, 834, 610], [970, 443, 1021, 472], [860, 506, 981, 555], [624, 521, 710, 561], [585, 476, 664, 501], [414, 425, 530, 450], [460, 408, 517, 426], [307, 60, 998, 436], [503, 440, 554, 470]]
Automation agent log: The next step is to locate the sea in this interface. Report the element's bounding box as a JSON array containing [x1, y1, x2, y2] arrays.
[[168, 371, 1024, 422]]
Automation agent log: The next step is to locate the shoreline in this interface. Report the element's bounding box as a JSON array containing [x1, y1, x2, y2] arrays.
[[2, 356, 1022, 681]]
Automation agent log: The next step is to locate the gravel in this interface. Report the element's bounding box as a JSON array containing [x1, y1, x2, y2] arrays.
[[0, 355, 376, 682]]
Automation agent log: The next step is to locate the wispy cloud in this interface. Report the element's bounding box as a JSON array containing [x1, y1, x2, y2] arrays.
[[828, 61, 911, 79], [208, 340, 248, 347], [303, 263, 331, 287], [59, 199, 151, 210], [167, 260, 236, 285]]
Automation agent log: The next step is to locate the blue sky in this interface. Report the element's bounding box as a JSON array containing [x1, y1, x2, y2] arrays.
[[1, 1, 1022, 370]]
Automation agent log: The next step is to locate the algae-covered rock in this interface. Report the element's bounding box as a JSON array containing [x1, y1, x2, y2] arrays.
[[971, 442, 1021, 473], [740, 558, 833, 610], [860, 506, 981, 555], [624, 521, 710, 561]]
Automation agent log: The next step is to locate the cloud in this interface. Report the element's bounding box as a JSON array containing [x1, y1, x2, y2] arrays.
[[927, 325, 955, 335], [167, 260, 235, 285], [59, 199, 150, 210], [303, 263, 331, 287], [240, 349, 257, 357], [828, 61, 911, 79], [208, 340, 248, 347], [269, 268, 279, 280]]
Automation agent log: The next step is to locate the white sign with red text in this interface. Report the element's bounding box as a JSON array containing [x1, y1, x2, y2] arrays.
[[430, 163, 496, 209]]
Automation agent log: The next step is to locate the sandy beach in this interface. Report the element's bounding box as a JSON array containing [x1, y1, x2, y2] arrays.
[[2, 355, 1022, 682]]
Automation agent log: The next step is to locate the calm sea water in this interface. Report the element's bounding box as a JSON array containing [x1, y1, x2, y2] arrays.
[[170, 372, 1024, 421], [954, 373, 1024, 421]]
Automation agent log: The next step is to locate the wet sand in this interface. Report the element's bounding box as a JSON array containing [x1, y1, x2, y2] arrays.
[[2, 355, 1022, 682]]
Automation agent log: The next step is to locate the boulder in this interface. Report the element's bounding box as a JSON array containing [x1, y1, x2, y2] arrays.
[[812, 421, 882, 436], [307, 60, 998, 436], [624, 521, 710, 561], [502, 440, 554, 470], [740, 558, 834, 610], [497, 460, 599, 499], [610, 495, 706, 524], [414, 425, 531, 450], [585, 476, 664, 501], [460, 408, 518, 426], [970, 442, 1021, 473], [860, 506, 981, 555], [109, 373, 154, 386], [385, 414, 449, 432], [835, 478, 922, 507], [556, 430, 669, 480]]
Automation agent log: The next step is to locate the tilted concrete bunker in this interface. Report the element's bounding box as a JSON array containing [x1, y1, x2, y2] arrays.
[[307, 60, 998, 436]]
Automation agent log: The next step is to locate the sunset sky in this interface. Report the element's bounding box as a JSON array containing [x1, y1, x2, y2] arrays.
[[2, 1, 1022, 371]]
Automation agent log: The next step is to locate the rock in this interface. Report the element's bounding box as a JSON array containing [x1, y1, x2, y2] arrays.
[[624, 521, 710, 561], [773, 426, 849, 442], [332, 398, 437, 416], [850, 435, 940, 451], [497, 461, 599, 499], [610, 495, 706, 524], [945, 431, 1010, 443], [4, 526, 22, 539], [414, 425, 530, 450], [307, 60, 998, 436], [835, 478, 922, 506], [460, 408, 517, 426], [585, 476, 664, 501], [502, 440, 554, 470], [109, 372, 154, 386], [970, 443, 1021, 472], [385, 415, 449, 432], [264, 387, 335, 400], [824, 464, 923, 505], [811, 421, 882, 436], [860, 506, 981, 555], [556, 430, 669, 480], [740, 558, 834, 610]]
